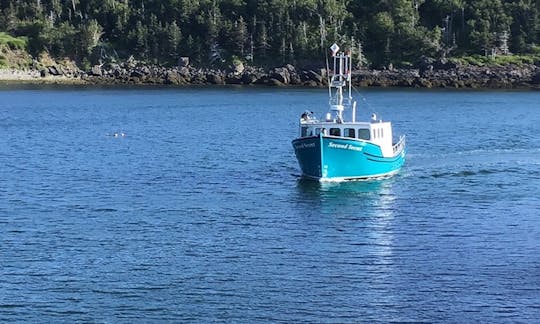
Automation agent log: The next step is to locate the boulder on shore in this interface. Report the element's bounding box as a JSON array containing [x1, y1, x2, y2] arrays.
[[232, 61, 244, 75], [165, 71, 185, 85], [48, 66, 62, 76], [90, 65, 102, 76], [532, 71, 540, 85], [178, 57, 189, 67], [23, 56, 538, 89]]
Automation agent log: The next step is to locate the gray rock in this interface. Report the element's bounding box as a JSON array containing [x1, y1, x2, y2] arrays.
[[178, 67, 191, 77], [533, 72, 540, 84], [267, 78, 284, 86], [126, 56, 137, 68], [165, 71, 185, 85], [48, 66, 62, 76], [285, 64, 296, 73], [225, 73, 243, 84], [303, 80, 319, 87], [283, 64, 299, 84], [130, 70, 144, 78], [206, 72, 224, 84], [233, 61, 245, 75], [307, 70, 323, 83], [190, 69, 206, 84], [419, 56, 435, 74], [289, 73, 301, 85], [241, 72, 259, 84], [141, 66, 150, 75], [178, 57, 190, 67], [114, 68, 127, 78], [271, 67, 290, 84], [90, 65, 102, 76]]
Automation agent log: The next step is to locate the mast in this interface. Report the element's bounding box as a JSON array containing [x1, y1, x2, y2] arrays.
[[328, 44, 353, 123]]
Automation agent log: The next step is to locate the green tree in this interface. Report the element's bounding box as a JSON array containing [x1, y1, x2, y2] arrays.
[[506, 0, 539, 53], [164, 21, 182, 61], [465, 0, 511, 55], [79, 19, 103, 57], [2, 0, 539, 67], [129, 20, 148, 57], [368, 11, 394, 66]]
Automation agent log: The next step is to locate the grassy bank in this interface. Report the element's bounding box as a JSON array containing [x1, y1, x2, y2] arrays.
[[451, 47, 540, 67]]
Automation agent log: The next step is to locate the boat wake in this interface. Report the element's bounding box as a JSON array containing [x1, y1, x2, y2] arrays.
[[426, 168, 519, 179]]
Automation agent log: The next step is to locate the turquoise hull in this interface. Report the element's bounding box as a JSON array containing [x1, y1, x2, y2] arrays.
[[292, 135, 405, 181]]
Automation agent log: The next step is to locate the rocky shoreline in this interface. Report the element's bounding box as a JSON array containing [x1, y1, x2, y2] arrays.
[[1, 59, 539, 89]]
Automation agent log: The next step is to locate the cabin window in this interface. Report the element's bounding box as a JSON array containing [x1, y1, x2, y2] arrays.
[[381, 129, 384, 137], [330, 128, 341, 136], [315, 128, 321, 135], [358, 129, 370, 140], [301, 127, 308, 137], [345, 128, 355, 138], [372, 129, 376, 139]]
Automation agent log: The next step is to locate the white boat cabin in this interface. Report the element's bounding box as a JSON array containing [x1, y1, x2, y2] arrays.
[[299, 114, 395, 157]]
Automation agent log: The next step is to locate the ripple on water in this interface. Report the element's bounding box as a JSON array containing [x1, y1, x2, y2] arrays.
[[1, 88, 539, 322]]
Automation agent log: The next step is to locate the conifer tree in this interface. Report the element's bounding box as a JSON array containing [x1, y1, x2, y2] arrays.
[[0, 0, 538, 66]]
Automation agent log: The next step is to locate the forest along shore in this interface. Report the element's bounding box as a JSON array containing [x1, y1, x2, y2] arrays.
[[1, 59, 539, 89]]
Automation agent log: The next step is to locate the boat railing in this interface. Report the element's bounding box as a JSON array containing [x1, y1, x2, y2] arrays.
[[393, 135, 406, 154], [329, 97, 353, 107]]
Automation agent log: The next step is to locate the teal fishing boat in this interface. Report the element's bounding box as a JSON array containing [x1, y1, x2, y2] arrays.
[[292, 44, 406, 181]]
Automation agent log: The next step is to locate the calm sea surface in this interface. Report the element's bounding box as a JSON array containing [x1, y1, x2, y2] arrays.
[[1, 85, 539, 322]]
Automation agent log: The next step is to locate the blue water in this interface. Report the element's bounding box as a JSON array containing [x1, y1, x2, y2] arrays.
[[1, 86, 539, 322]]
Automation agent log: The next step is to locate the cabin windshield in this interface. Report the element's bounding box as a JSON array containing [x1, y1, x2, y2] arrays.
[[358, 129, 370, 140], [330, 128, 341, 136], [299, 125, 375, 140]]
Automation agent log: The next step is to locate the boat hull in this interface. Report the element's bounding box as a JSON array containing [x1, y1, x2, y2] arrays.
[[292, 136, 405, 181]]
